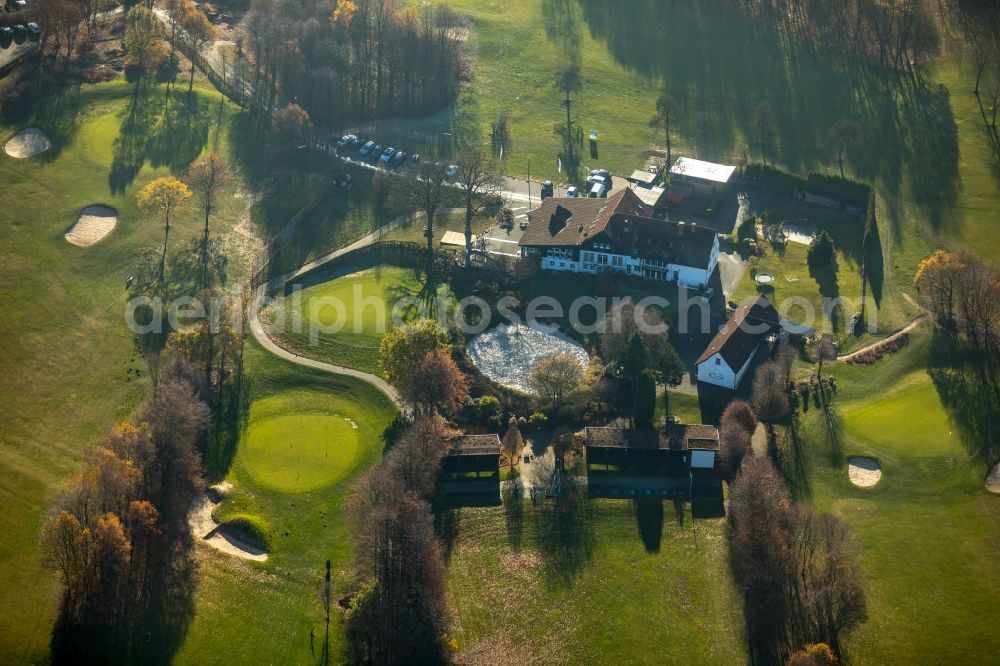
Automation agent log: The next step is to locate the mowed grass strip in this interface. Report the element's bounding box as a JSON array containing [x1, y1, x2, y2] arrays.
[[265, 266, 454, 374]]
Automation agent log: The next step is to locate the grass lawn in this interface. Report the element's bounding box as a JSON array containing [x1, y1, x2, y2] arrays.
[[0, 78, 243, 663], [379, 210, 492, 246], [787, 328, 1000, 664], [264, 266, 455, 374], [731, 206, 866, 338], [445, 499, 745, 664], [174, 340, 398, 665], [842, 370, 961, 458]]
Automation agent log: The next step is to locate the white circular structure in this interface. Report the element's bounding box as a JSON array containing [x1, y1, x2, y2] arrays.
[[466, 322, 589, 393]]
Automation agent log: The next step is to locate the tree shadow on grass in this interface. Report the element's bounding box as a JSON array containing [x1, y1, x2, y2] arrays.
[[633, 497, 663, 553], [109, 84, 210, 195], [536, 485, 594, 589], [503, 477, 525, 551], [928, 328, 1000, 467]]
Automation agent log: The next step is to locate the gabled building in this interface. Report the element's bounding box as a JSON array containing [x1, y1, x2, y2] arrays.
[[695, 295, 782, 390], [518, 189, 719, 289]]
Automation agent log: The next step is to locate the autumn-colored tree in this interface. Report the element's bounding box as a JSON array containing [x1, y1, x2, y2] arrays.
[[124, 5, 166, 74], [182, 3, 217, 91], [913, 249, 964, 327], [787, 643, 838, 666], [273, 103, 313, 145], [400, 348, 469, 416], [378, 319, 448, 386], [185, 154, 234, 286], [331, 0, 359, 28], [751, 360, 790, 424], [529, 353, 584, 413], [720, 400, 758, 472], [137, 177, 192, 285], [502, 416, 525, 469]]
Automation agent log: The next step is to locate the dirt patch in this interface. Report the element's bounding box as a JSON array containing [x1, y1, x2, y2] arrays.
[[499, 549, 542, 575], [5, 128, 51, 158], [188, 484, 268, 562], [848, 456, 882, 488], [987, 462, 1000, 494], [65, 206, 118, 247]]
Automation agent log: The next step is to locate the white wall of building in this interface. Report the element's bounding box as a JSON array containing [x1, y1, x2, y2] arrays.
[[539, 236, 718, 290], [697, 353, 736, 389]]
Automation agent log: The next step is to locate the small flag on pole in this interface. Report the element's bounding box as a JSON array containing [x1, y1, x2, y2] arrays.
[[500, 145, 504, 160], [558, 157, 562, 173]]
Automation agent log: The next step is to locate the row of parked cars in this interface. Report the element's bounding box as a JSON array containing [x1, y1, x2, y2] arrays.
[[333, 134, 460, 179], [0, 22, 40, 42]]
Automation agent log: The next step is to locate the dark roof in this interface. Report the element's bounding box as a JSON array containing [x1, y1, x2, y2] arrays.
[[586, 424, 720, 452], [520, 188, 716, 268], [520, 189, 643, 247], [448, 434, 501, 456], [695, 295, 781, 367]]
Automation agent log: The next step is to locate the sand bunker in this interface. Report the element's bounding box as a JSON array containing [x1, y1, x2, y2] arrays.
[[188, 483, 268, 562], [65, 206, 118, 247], [987, 462, 1000, 494], [848, 456, 882, 488], [4, 128, 51, 158]]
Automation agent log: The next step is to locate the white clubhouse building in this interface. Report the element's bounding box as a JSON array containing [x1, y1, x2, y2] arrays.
[[518, 189, 719, 290]]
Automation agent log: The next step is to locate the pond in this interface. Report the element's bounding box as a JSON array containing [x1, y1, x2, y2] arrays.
[[466, 322, 589, 394]]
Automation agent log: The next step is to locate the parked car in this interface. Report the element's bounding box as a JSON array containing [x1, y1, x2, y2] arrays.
[[12, 24, 27, 37], [359, 140, 376, 156], [380, 146, 396, 163], [347, 137, 362, 151], [540, 180, 554, 199], [588, 176, 609, 198], [8, 0, 27, 10], [0, 26, 13, 39], [566, 185, 579, 198], [590, 168, 611, 179], [409, 153, 420, 165], [335, 134, 356, 148], [445, 164, 459, 179], [392, 150, 407, 166], [369, 144, 383, 160]]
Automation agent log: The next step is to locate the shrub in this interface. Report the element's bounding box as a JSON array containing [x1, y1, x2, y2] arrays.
[[527, 412, 548, 428]]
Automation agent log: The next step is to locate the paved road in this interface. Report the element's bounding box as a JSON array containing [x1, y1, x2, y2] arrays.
[[0, 37, 38, 72]]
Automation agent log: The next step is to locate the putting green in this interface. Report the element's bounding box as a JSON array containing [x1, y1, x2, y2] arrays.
[[242, 413, 359, 492], [843, 371, 958, 457]]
